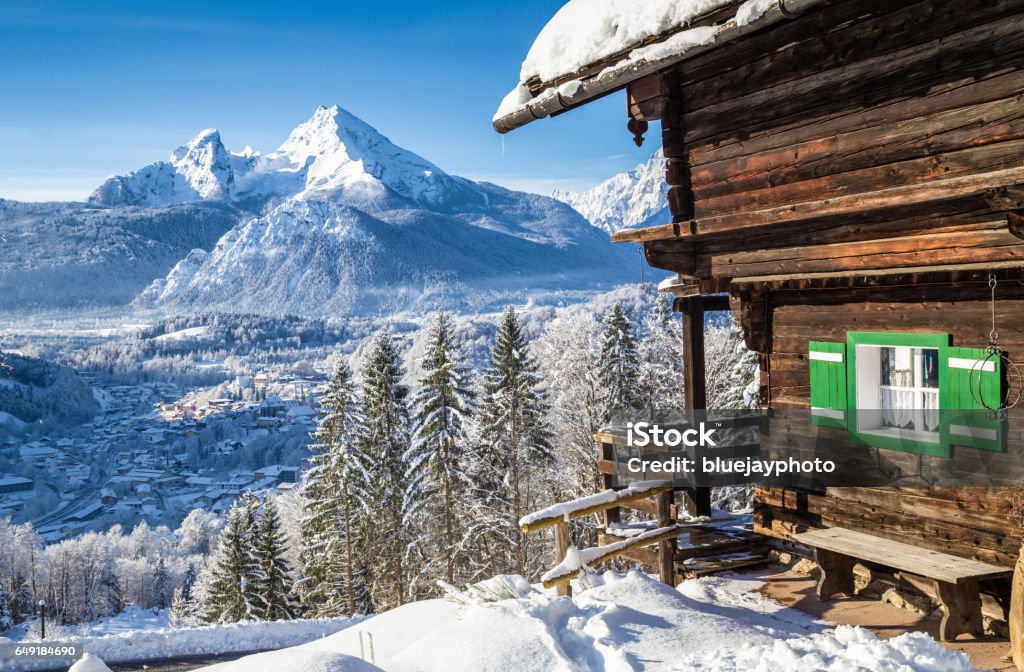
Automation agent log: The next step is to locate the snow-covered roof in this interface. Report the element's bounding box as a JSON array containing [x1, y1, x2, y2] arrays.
[[493, 0, 823, 133]]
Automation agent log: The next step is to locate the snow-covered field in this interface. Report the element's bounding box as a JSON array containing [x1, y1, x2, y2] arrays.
[[178, 571, 975, 672], [3, 613, 361, 671]]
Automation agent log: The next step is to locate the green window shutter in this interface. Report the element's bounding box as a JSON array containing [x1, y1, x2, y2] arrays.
[[809, 341, 847, 428], [943, 346, 1004, 452]]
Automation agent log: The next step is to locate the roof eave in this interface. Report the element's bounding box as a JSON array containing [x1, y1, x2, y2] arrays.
[[493, 0, 826, 134]]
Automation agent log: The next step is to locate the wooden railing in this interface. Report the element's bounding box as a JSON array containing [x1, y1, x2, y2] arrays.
[[520, 481, 678, 597]]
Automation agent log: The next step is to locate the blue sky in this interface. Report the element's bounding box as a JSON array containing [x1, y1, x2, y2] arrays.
[[0, 0, 659, 202]]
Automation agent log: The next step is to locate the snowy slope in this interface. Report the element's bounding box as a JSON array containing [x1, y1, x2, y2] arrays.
[[554, 150, 668, 235], [191, 571, 978, 672]]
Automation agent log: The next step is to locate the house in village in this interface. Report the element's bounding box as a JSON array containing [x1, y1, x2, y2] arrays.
[[497, 0, 1024, 654]]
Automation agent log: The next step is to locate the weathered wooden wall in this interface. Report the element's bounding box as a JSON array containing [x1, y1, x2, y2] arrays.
[[640, 0, 1024, 279], [748, 278, 1024, 568]]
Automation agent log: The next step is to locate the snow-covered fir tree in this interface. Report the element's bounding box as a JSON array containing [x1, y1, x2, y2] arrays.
[[411, 311, 475, 586], [299, 359, 370, 617], [170, 564, 198, 627], [252, 496, 296, 620], [0, 582, 13, 633], [202, 502, 259, 623], [152, 557, 171, 610], [638, 293, 685, 415], [477, 306, 552, 576], [359, 332, 422, 609], [598, 303, 643, 421]]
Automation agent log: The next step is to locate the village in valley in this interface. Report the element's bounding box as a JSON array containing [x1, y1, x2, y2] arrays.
[[0, 367, 320, 542]]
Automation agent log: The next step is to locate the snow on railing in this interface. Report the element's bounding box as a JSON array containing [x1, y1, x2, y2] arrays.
[[518, 480, 672, 532]]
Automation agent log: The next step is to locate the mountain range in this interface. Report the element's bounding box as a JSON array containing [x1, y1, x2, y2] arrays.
[[553, 149, 668, 236], [1, 106, 663, 317]]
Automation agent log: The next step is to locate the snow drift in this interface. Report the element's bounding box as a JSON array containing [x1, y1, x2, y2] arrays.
[[193, 571, 978, 672]]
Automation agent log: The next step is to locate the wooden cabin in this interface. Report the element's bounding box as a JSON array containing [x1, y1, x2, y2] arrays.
[[497, 0, 1024, 642]]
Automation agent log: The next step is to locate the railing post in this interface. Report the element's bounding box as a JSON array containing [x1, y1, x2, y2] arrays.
[[657, 490, 676, 586], [554, 521, 572, 597]]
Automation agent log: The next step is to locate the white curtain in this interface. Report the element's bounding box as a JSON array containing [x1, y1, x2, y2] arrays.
[[881, 388, 915, 429]]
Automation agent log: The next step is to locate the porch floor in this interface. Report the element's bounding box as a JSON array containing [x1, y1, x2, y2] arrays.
[[757, 568, 1014, 672]]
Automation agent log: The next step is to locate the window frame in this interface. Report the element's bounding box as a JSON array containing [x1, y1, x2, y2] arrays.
[[845, 331, 951, 457]]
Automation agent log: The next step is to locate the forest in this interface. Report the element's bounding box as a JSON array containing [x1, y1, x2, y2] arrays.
[[0, 295, 757, 632]]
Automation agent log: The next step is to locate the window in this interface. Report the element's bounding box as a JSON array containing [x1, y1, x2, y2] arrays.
[[855, 345, 939, 443], [809, 332, 1004, 456]]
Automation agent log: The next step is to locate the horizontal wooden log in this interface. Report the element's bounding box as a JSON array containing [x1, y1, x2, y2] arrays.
[[683, 11, 1024, 149], [679, 0, 1022, 117], [521, 484, 673, 533], [692, 166, 1024, 235], [711, 227, 1024, 277], [597, 532, 660, 567], [542, 525, 680, 588], [689, 64, 1024, 170], [611, 223, 679, 243], [694, 133, 1024, 217]]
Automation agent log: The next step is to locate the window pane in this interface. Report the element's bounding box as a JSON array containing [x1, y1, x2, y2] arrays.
[[921, 348, 939, 388]]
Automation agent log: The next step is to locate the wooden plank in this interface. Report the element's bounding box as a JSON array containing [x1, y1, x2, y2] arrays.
[[794, 528, 1012, 584], [694, 136, 1024, 217], [611, 222, 678, 243], [731, 259, 1024, 288], [597, 533, 660, 567], [678, 0, 1023, 117], [689, 68, 1024, 169], [692, 166, 1024, 235], [521, 484, 673, 533], [542, 525, 681, 588], [683, 11, 1024, 148], [712, 228, 1024, 278]]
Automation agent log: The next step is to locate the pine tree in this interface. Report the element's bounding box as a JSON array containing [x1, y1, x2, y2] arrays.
[[170, 564, 198, 627], [411, 312, 475, 586], [238, 492, 263, 616], [0, 582, 13, 633], [639, 293, 685, 416], [152, 557, 171, 610], [299, 359, 369, 617], [477, 306, 552, 575], [360, 332, 421, 608], [253, 497, 295, 620], [203, 501, 259, 623], [598, 303, 643, 421]]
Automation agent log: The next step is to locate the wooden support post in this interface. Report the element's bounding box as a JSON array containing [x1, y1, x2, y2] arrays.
[[681, 296, 712, 518], [934, 579, 984, 642], [554, 522, 572, 597], [600, 442, 621, 529], [814, 548, 856, 600], [656, 490, 676, 586]]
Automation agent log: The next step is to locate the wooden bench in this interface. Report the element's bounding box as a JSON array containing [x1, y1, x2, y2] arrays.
[[794, 527, 1013, 642]]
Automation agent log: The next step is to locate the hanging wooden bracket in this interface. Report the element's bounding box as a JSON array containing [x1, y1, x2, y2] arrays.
[[1008, 210, 1024, 240], [985, 185, 1024, 211]]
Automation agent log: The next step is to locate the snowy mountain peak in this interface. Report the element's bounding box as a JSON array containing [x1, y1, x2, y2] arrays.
[[90, 105, 480, 210], [554, 149, 667, 235], [169, 128, 233, 201], [265, 104, 462, 207]]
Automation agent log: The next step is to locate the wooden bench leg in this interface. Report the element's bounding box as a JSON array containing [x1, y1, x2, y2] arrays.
[[934, 580, 983, 642], [814, 548, 856, 600]]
